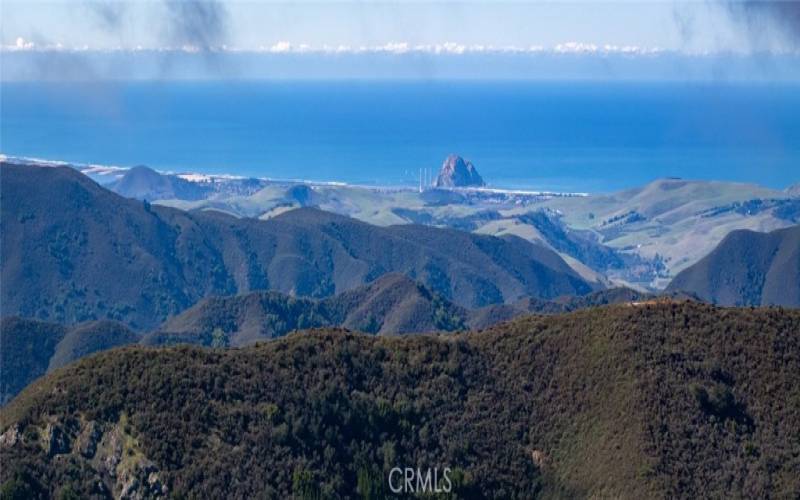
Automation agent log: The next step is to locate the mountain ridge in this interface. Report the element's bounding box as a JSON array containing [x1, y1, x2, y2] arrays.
[[667, 225, 800, 306], [144, 273, 468, 346], [0, 274, 666, 405], [109, 165, 210, 202], [1, 163, 596, 330], [2, 302, 798, 498], [0, 318, 137, 405]]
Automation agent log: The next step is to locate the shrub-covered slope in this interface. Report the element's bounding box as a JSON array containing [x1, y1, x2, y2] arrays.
[[667, 225, 800, 306], [3, 277, 647, 405], [1, 163, 595, 330], [467, 287, 659, 329], [325, 273, 468, 334], [0, 318, 138, 405], [0, 319, 66, 406], [144, 273, 468, 347], [47, 321, 140, 372], [2, 302, 798, 499]]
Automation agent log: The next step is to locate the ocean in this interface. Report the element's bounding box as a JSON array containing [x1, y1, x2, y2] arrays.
[[1, 81, 798, 192]]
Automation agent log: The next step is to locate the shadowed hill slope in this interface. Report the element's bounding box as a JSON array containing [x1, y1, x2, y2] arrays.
[[108, 166, 209, 202], [1, 163, 596, 330], [47, 321, 140, 372], [326, 273, 467, 334], [667, 225, 800, 306], [2, 277, 646, 405], [0, 318, 137, 405], [1, 302, 798, 498], [146, 274, 469, 346], [145, 291, 329, 347], [3, 275, 467, 405], [0, 318, 66, 406], [467, 287, 654, 329]]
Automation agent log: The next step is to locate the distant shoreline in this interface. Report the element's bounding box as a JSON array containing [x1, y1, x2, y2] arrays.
[[0, 153, 590, 198]]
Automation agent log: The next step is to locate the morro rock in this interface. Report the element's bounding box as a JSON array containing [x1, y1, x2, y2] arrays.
[[434, 154, 486, 188]]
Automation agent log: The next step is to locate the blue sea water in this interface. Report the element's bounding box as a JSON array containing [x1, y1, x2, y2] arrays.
[[1, 81, 798, 192]]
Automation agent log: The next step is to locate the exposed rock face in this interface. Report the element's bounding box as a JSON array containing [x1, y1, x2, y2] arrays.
[[44, 423, 71, 457], [0, 426, 21, 448], [0, 416, 167, 498], [434, 155, 486, 188], [77, 420, 101, 458]]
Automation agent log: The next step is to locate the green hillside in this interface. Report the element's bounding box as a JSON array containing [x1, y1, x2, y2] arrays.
[[0, 163, 594, 330], [3, 277, 652, 406], [667, 225, 800, 306], [0, 318, 138, 405], [153, 172, 798, 289], [144, 273, 468, 347], [2, 302, 798, 498], [0, 318, 66, 406]]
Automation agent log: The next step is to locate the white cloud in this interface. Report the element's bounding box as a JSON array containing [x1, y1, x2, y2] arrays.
[[554, 42, 598, 54], [6, 37, 36, 51], [0, 39, 676, 56], [266, 41, 291, 53], [248, 42, 665, 56]]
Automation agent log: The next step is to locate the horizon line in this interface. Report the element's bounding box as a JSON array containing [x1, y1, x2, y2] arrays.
[[4, 38, 800, 58]]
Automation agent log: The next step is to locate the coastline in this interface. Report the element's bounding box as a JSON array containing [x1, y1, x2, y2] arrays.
[[0, 153, 590, 198]]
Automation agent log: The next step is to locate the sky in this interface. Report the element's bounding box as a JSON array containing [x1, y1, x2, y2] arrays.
[[2, 1, 800, 79], [2, 0, 798, 53]]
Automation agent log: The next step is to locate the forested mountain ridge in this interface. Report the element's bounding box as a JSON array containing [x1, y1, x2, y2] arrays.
[[0, 318, 137, 405], [2, 275, 651, 405], [1, 302, 798, 499], [0, 163, 596, 330], [667, 225, 800, 306], [145, 273, 468, 346]]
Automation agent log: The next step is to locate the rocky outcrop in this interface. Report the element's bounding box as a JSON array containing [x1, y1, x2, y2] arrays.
[[99, 424, 166, 499], [0, 415, 167, 498], [77, 420, 102, 458], [43, 422, 71, 457], [0, 425, 21, 448], [434, 155, 486, 188]]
